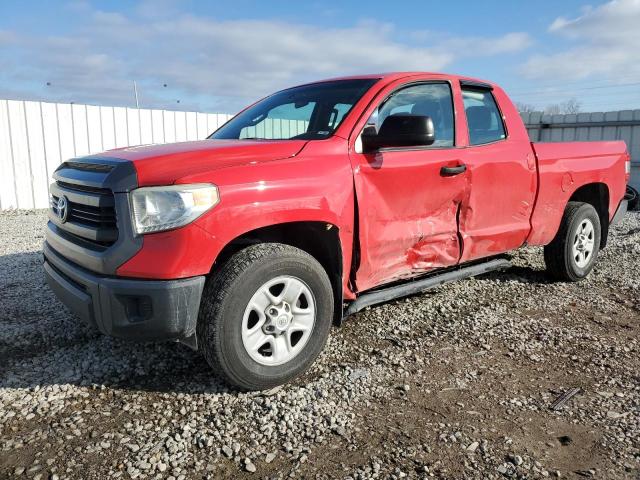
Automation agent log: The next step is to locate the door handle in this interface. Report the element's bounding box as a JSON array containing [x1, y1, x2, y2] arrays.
[[440, 164, 467, 177]]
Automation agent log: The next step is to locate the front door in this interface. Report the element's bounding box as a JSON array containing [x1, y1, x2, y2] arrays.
[[350, 81, 470, 292]]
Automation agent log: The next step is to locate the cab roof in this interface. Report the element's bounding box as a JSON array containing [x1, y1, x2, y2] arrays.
[[302, 72, 496, 89]]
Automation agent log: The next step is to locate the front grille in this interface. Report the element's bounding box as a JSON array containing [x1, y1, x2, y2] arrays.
[[50, 182, 119, 249], [51, 194, 117, 229], [56, 180, 112, 196], [46, 158, 139, 275]]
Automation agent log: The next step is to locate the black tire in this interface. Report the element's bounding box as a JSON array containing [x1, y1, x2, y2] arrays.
[[197, 243, 334, 390], [543, 201, 601, 281]]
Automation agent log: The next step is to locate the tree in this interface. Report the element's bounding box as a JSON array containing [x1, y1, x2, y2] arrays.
[[544, 98, 581, 115], [515, 102, 537, 113], [562, 98, 581, 114]]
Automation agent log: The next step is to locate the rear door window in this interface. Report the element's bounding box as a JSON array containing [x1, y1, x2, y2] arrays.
[[462, 88, 506, 145]]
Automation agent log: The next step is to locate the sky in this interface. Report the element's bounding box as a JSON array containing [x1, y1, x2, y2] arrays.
[[1, 0, 639, 114]]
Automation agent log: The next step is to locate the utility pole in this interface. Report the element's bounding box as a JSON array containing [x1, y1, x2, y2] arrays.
[[133, 80, 140, 109]]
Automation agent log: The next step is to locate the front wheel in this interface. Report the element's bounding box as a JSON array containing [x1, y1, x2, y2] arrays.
[[544, 201, 601, 281], [197, 243, 334, 390]]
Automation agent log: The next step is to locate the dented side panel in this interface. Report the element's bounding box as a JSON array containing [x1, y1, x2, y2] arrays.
[[457, 141, 537, 262], [351, 147, 469, 291], [457, 85, 538, 262], [348, 77, 536, 291]]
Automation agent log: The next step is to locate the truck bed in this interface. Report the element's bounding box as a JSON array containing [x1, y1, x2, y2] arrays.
[[527, 140, 628, 246]]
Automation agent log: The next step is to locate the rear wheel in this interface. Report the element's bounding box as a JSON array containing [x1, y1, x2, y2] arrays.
[[544, 202, 601, 281], [197, 243, 333, 390]]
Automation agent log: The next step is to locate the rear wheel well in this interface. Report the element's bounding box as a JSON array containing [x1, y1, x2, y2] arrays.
[[568, 183, 609, 248], [213, 222, 343, 325]]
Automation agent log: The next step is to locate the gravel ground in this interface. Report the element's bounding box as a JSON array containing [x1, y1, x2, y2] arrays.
[[0, 210, 638, 479]]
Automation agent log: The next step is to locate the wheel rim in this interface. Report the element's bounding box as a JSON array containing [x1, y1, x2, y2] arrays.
[[572, 218, 595, 268], [241, 275, 316, 366]]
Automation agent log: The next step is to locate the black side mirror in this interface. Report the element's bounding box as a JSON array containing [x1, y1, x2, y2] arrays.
[[362, 114, 435, 152]]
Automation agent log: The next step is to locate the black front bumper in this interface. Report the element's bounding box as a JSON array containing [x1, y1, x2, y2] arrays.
[[43, 242, 205, 346]]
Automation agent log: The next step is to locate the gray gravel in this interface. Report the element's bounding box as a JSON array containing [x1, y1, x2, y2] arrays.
[[0, 209, 638, 479]]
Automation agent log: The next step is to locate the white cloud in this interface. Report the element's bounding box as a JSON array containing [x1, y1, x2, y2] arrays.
[[520, 0, 640, 80], [0, 7, 531, 111]]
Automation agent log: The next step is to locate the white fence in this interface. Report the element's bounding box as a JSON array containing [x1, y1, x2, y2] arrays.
[[0, 99, 232, 210]]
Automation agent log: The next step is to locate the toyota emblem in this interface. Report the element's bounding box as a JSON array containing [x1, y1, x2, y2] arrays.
[[57, 196, 69, 223]]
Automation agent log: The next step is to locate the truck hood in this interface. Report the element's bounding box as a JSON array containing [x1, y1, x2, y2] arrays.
[[89, 139, 308, 187]]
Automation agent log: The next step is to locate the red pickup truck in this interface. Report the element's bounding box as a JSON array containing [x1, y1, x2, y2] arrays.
[[44, 72, 630, 390]]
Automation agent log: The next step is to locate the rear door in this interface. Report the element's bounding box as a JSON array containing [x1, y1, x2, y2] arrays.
[[456, 82, 537, 262], [350, 79, 470, 292]]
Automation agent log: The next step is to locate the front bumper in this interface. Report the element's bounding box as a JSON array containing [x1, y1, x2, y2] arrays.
[[43, 242, 205, 346]]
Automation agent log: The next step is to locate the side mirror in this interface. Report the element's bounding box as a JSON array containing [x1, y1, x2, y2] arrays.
[[361, 114, 435, 152]]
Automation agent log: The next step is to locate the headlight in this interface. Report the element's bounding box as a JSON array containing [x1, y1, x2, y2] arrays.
[[130, 184, 219, 235]]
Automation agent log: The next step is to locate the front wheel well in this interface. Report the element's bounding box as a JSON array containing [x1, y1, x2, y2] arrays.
[[568, 183, 610, 248], [212, 222, 344, 325]]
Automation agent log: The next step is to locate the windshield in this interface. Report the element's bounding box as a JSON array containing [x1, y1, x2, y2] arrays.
[[209, 79, 378, 141]]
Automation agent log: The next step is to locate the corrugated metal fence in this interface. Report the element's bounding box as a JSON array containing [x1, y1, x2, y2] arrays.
[[521, 110, 640, 190], [0, 99, 233, 210]]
